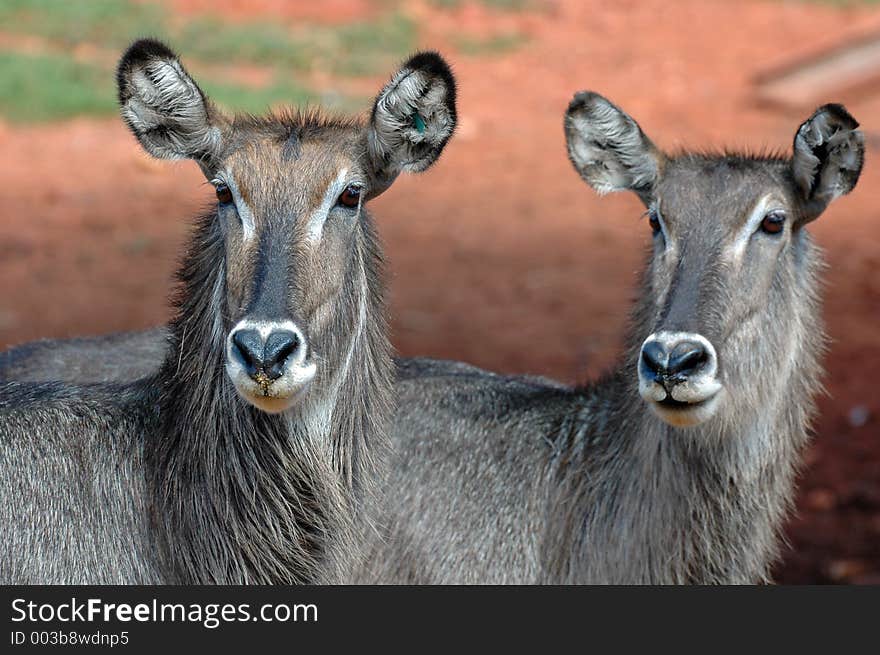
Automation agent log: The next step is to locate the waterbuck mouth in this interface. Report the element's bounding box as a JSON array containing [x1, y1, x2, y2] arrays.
[[646, 389, 723, 428], [231, 359, 317, 414], [658, 396, 706, 409]]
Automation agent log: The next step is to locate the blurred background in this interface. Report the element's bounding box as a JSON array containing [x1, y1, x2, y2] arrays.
[[0, 0, 878, 583]]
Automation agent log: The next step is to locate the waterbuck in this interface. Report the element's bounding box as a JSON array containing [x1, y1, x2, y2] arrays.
[[0, 39, 457, 584], [354, 94, 864, 584], [0, 93, 863, 584]]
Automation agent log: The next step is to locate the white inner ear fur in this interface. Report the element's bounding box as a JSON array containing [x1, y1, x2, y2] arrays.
[[727, 194, 780, 263], [567, 100, 657, 195], [792, 115, 827, 195], [793, 114, 862, 202], [122, 57, 221, 160], [370, 68, 453, 173], [305, 168, 354, 243], [814, 130, 862, 201]]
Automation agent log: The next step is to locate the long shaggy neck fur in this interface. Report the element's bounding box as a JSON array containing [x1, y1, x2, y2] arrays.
[[542, 234, 824, 584], [147, 210, 392, 584]]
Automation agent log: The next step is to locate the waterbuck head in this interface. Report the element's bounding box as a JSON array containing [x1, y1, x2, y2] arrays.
[[565, 92, 864, 429], [118, 39, 456, 413]]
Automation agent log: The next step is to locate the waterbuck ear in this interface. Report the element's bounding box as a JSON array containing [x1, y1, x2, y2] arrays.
[[117, 39, 227, 171], [564, 92, 663, 204], [792, 103, 864, 222], [365, 51, 457, 193]]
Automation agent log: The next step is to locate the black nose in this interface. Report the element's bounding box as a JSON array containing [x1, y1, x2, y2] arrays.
[[640, 340, 667, 380], [641, 338, 710, 383], [668, 341, 709, 377], [231, 328, 300, 381]]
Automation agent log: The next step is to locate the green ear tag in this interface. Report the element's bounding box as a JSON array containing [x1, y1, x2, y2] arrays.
[[412, 113, 426, 134]]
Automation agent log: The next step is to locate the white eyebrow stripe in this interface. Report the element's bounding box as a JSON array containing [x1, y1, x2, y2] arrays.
[[653, 202, 669, 242], [222, 171, 256, 241], [729, 194, 776, 261], [306, 167, 350, 243]]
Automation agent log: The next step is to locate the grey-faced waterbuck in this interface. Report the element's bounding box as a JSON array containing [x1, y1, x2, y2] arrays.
[[357, 93, 864, 584]]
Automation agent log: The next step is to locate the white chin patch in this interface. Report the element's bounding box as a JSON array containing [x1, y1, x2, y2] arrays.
[[238, 386, 309, 414], [225, 357, 317, 414], [645, 391, 724, 428]]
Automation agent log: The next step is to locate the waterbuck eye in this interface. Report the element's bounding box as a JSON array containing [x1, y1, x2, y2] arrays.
[[648, 209, 661, 235], [214, 182, 233, 205], [760, 210, 786, 235], [337, 184, 362, 208]]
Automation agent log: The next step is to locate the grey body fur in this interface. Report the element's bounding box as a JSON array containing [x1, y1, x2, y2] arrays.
[[1, 94, 861, 584], [1, 331, 165, 383]]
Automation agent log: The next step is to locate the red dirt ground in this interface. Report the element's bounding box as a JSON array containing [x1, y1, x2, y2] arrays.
[[1, 0, 878, 583]]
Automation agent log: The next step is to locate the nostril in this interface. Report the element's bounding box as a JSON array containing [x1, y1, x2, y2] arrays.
[[641, 340, 668, 378], [263, 330, 300, 380], [231, 329, 263, 376], [667, 341, 709, 378]]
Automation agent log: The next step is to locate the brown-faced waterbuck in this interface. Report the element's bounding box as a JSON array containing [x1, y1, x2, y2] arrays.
[[0, 39, 457, 583], [355, 93, 863, 583]]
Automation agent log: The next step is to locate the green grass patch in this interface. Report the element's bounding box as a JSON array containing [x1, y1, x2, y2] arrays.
[[323, 12, 416, 75], [179, 11, 416, 76], [429, 0, 533, 9], [479, 0, 533, 8], [200, 76, 320, 116], [175, 18, 314, 70], [0, 0, 164, 49], [0, 1, 410, 122], [0, 1, 417, 76], [0, 51, 349, 123], [0, 51, 115, 122], [454, 32, 528, 55]]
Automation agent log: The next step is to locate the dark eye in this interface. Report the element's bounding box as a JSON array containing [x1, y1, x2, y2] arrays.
[[648, 209, 661, 235], [337, 184, 362, 208], [760, 210, 786, 235], [215, 182, 233, 205]]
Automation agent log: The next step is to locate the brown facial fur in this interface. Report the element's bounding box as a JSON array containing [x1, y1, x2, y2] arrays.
[[216, 122, 368, 335]]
